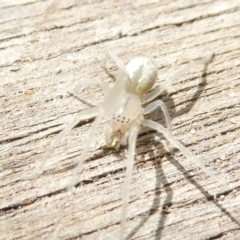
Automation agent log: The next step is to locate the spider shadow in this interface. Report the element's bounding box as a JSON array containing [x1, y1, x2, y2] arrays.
[[125, 140, 172, 240], [125, 57, 239, 238], [156, 57, 212, 121], [127, 143, 240, 240]]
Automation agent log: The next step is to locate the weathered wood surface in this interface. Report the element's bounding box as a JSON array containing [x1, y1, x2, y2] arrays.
[[1, 0, 240, 239]]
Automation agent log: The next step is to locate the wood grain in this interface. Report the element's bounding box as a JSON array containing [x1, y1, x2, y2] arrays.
[[1, 0, 240, 239]]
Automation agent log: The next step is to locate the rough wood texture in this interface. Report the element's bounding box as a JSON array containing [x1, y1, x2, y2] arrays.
[[1, 0, 240, 239]]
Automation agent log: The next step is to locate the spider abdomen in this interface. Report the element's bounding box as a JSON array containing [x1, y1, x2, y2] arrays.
[[125, 57, 158, 97]]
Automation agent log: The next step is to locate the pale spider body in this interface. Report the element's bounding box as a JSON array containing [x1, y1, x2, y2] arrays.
[[109, 57, 157, 146], [39, 51, 224, 240]]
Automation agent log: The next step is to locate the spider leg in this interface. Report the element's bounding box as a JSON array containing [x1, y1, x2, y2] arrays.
[[143, 100, 172, 132], [102, 70, 129, 118], [101, 50, 125, 71], [98, 51, 126, 95], [36, 107, 99, 177], [121, 130, 129, 146], [143, 53, 214, 104], [99, 77, 110, 95], [68, 69, 129, 188], [120, 121, 140, 240], [67, 115, 102, 189], [70, 52, 119, 100], [142, 119, 229, 187]]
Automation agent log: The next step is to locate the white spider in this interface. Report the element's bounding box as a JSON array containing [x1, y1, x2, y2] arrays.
[[39, 50, 222, 239]]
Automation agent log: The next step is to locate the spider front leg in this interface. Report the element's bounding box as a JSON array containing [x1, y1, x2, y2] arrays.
[[143, 53, 214, 104], [120, 121, 140, 240], [101, 50, 126, 72], [69, 52, 122, 99], [99, 51, 127, 97], [142, 119, 229, 188], [99, 50, 127, 96], [36, 107, 99, 177]]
